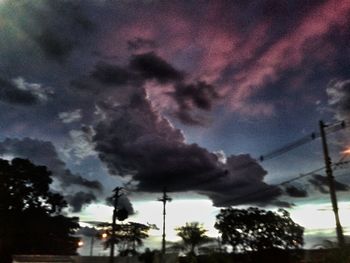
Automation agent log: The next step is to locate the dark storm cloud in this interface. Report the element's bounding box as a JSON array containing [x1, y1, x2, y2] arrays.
[[0, 0, 94, 65], [78, 53, 182, 90], [285, 185, 308, 198], [105, 194, 135, 216], [3, 0, 348, 211], [66, 191, 97, 213], [309, 176, 329, 194], [91, 62, 135, 86], [175, 111, 204, 126], [0, 138, 105, 212], [93, 88, 281, 207], [205, 181, 283, 207], [172, 81, 220, 125], [0, 77, 40, 105], [0, 138, 102, 188], [71, 61, 136, 94], [0, 1, 101, 139], [174, 82, 219, 110], [26, 0, 93, 61], [67, 172, 102, 190], [75, 52, 220, 125], [34, 29, 75, 61], [308, 174, 349, 193], [128, 37, 156, 51], [201, 155, 283, 207], [71, 51, 220, 125], [129, 52, 184, 83]]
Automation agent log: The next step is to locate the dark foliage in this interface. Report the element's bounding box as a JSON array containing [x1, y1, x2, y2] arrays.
[[139, 248, 157, 263], [100, 221, 150, 256], [215, 207, 304, 252], [175, 222, 211, 256], [0, 158, 80, 262], [179, 250, 303, 263]]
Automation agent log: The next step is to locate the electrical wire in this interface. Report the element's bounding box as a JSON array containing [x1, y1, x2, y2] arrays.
[[218, 166, 326, 206], [218, 156, 350, 206], [258, 120, 347, 162]]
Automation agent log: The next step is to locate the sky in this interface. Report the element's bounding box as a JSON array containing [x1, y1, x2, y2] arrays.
[[1, 0, 350, 254]]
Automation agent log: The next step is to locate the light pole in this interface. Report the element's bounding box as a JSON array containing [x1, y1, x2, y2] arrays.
[[90, 236, 94, 256]]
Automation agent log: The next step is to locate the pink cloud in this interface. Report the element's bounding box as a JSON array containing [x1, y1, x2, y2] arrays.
[[229, 0, 350, 112], [144, 81, 177, 113], [100, 0, 350, 119], [195, 28, 239, 83]]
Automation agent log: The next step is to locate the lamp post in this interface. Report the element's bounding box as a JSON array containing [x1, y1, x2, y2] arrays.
[[90, 236, 94, 256]]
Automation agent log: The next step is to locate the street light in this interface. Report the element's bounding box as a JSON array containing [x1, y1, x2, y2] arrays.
[[334, 147, 350, 166], [341, 148, 350, 155]]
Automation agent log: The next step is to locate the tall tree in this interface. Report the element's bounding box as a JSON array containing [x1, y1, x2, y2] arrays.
[[101, 222, 150, 256], [175, 222, 210, 255], [215, 207, 304, 252], [0, 158, 80, 262]]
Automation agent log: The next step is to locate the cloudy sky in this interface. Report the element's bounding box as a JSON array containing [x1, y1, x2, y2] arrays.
[[1, 0, 350, 253]]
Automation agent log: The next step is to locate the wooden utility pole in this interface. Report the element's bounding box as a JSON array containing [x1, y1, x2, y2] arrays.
[[319, 120, 345, 247], [158, 187, 172, 256], [109, 187, 123, 263], [90, 235, 94, 256]]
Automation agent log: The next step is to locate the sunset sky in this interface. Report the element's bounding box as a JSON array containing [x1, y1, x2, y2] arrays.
[[1, 0, 350, 254]]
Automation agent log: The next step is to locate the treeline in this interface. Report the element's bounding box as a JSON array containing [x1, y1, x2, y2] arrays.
[[0, 157, 306, 263]]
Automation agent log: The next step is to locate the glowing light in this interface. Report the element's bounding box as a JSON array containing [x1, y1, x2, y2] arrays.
[[102, 233, 107, 239], [78, 241, 84, 247], [342, 148, 350, 155]]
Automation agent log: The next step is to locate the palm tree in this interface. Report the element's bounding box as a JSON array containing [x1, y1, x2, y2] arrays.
[[175, 222, 210, 256], [99, 222, 150, 256], [125, 222, 150, 254]]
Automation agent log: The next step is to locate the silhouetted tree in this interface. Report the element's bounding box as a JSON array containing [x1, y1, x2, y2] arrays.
[[138, 248, 157, 263], [215, 207, 304, 252], [0, 158, 80, 262], [314, 239, 350, 263], [101, 221, 150, 256], [175, 222, 211, 256]]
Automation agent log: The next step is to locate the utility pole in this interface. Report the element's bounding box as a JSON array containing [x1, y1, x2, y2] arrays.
[[90, 235, 94, 256], [319, 120, 345, 247], [158, 187, 172, 256], [109, 187, 123, 263]]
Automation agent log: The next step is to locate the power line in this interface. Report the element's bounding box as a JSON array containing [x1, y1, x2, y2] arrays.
[[122, 121, 349, 194], [218, 166, 326, 206], [258, 120, 347, 162], [218, 156, 349, 206], [259, 132, 319, 162], [192, 120, 349, 192], [334, 160, 350, 171]]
